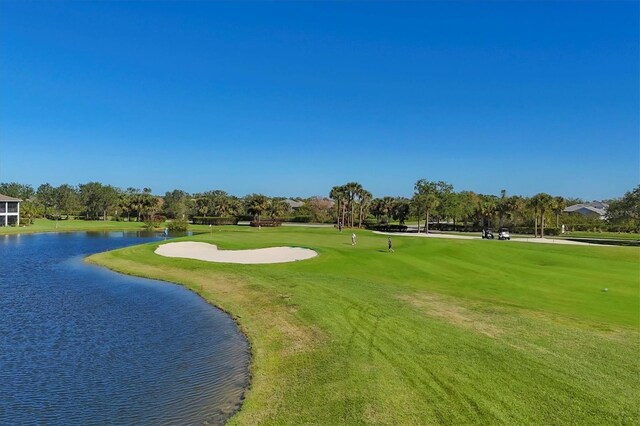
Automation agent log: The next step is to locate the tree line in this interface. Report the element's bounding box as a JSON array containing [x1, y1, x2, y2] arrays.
[[1, 180, 638, 233]]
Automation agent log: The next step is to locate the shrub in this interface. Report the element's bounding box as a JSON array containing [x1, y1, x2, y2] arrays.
[[144, 215, 165, 231], [167, 219, 189, 232]]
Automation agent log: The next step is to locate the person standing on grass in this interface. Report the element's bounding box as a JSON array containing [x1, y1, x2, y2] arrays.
[[388, 236, 394, 252], [351, 232, 357, 245]]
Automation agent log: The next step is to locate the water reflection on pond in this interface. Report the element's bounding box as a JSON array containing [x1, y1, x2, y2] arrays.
[[0, 232, 249, 425]]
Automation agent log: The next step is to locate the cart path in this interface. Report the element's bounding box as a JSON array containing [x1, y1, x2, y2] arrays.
[[372, 231, 611, 246]]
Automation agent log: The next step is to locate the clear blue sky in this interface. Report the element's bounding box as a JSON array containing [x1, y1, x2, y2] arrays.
[[1, 1, 638, 200]]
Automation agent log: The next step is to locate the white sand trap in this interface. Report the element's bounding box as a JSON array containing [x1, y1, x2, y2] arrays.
[[155, 241, 317, 264]]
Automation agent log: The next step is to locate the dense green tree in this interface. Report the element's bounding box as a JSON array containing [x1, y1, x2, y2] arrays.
[[607, 185, 640, 231], [36, 183, 56, 217], [79, 182, 118, 220], [163, 189, 190, 219], [446, 191, 476, 225], [391, 198, 410, 225], [54, 184, 80, 218], [0, 182, 34, 200], [432, 181, 454, 223], [414, 179, 448, 233]]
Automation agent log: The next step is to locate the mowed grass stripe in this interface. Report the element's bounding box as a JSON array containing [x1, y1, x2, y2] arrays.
[[88, 226, 639, 424]]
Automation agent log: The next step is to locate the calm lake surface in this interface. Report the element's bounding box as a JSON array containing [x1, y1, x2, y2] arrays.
[[0, 232, 250, 425]]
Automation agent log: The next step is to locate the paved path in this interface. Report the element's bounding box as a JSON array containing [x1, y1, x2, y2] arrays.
[[372, 231, 611, 246]]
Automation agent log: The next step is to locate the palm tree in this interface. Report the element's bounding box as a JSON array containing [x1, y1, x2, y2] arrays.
[[477, 195, 498, 228], [411, 195, 422, 233], [357, 189, 372, 228], [537, 193, 553, 237], [195, 197, 210, 217], [529, 193, 552, 237], [330, 185, 347, 228], [369, 198, 384, 223], [245, 194, 270, 223], [140, 190, 160, 222], [551, 196, 566, 229], [506, 195, 526, 226], [421, 194, 440, 234], [528, 196, 540, 238], [130, 190, 145, 222], [20, 201, 38, 225], [497, 189, 508, 228], [344, 182, 362, 228], [268, 199, 290, 219], [381, 197, 395, 221]]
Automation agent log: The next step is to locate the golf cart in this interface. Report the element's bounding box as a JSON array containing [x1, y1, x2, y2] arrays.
[[481, 228, 494, 239], [498, 227, 510, 240]]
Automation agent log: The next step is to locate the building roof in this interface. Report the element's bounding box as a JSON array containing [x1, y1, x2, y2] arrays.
[[284, 199, 305, 208], [564, 203, 607, 217], [0, 194, 22, 202]]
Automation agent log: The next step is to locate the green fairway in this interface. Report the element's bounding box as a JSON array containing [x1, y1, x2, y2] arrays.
[[87, 227, 639, 424]]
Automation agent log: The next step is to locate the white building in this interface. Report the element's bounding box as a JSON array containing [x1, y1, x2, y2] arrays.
[[0, 194, 21, 226]]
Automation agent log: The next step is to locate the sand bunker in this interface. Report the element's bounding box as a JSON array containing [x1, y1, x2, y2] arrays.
[[155, 241, 317, 264]]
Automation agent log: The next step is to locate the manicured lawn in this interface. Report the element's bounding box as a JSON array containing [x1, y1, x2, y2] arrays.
[[0, 218, 148, 234], [0, 218, 222, 235], [87, 227, 639, 424]]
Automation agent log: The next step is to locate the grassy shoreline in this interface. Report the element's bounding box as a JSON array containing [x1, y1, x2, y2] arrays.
[[0, 218, 149, 234], [84, 226, 639, 424]]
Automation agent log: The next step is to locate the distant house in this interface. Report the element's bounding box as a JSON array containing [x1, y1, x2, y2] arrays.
[[310, 196, 335, 209], [0, 194, 21, 226], [564, 202, 608, 220], [283, 199, 305, 210]]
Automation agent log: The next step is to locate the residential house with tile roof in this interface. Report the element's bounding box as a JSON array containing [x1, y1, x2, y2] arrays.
[[0, 194, 21, 226]]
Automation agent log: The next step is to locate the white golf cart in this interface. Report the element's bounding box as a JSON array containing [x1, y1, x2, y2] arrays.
[[498, 227, 510, 240]]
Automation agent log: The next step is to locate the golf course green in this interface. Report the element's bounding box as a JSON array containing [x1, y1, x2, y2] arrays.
[[87, 226, 639, 425]]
